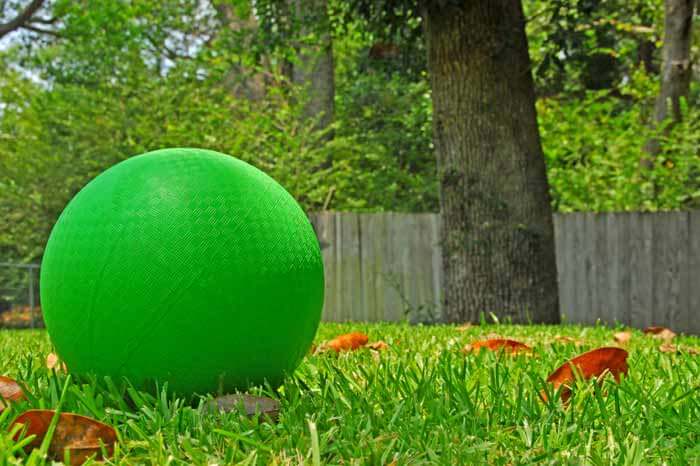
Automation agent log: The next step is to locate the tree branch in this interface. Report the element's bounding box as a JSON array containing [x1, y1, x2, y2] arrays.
[[21, 23, 60, 37], [0, 0, 45, 39], [144, 32, 193, 61], [28, 15, 58, 24]]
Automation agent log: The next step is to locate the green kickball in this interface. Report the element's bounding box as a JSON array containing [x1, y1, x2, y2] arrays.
[[40, 148, 324, 395]]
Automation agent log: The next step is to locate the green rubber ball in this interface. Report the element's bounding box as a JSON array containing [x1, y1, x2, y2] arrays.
[[40, 148, 324, 395]]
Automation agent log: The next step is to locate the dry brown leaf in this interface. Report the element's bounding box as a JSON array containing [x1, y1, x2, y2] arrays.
[[367, 341, 389, 351], [541, 347, 628, 404], [0, 375, 26, 413], [655, 329, 677, 341], [553, 335, 582, 345], [613, 331, 632, 345], [658, 342, 677, 353], [456, 323, 474, 332], [205, 394, 280, 422], [644, 327, 676, 341], [462, 339, 532, 355], [320, 332, 369, 352], [11, 409, 117, 465], [46, 353, 67, 372], [658, 343, 700, 355]]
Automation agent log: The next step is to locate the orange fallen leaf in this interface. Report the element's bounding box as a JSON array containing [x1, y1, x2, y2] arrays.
[[367, 341, 389, 351], [0, 375, 26, 413], [462, 339, 531, 354], [46, 353, 68, 372], [11, 410, 117, 465], [541, 347, 628, 403], [321, 332, 369, 352], [613, 331, 632, 344], [644, 327, 676, 340]]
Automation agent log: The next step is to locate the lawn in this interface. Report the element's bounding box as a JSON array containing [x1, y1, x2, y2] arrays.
[[1, 323, 699, 465]]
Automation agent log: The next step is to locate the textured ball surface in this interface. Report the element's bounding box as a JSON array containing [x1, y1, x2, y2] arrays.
[[40, 148, 324, 395]]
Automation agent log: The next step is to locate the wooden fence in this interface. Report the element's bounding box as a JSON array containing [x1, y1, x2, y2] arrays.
[[309, 211, 700, 334]]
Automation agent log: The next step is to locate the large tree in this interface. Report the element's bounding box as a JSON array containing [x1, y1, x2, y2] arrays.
[[644, 0, 696, 157], [285, 0, 335, 131], [216, 1, 266, 100], [351, 0, 560, 323]]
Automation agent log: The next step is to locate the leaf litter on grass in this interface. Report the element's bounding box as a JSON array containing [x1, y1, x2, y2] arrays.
[[318, 332, 369, 352], [658, 342, 700, 355], [613, 331, 632, 345], [0, 375, 25, 412], [462, 339, 532, 354], [2, 324, 700, 464], [11, 409, 117, 465], [317, 332, 389, 353], [46, 353, 67, 372], [541, 347, 629, 404], [367, 341, 389, 351], [643, 326, 677, 341]]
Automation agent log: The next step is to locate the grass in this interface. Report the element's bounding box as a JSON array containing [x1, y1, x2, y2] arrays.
[[1, 323, 699, 465]]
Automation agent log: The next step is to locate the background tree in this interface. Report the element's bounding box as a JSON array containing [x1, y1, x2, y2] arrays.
[[2, 0, 699, 316], [288, 0, 335, 131], [216, 1, 266, 100], [348, 0, 560, 323], [0, 0, 50, 40], [644, 0, 696, 157]]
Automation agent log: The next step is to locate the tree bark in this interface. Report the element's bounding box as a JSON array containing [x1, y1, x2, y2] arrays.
[[217, 2, 266, 101], [636, 39, 658, 74], [422, 0, 559, 324], [289, 0, 335, 131], [644, 0, 695, 157]]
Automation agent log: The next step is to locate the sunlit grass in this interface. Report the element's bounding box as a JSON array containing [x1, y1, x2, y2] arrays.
[[1, 323, 699, 464]]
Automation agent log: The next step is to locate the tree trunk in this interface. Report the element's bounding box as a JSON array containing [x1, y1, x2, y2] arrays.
[[422, 1, 559, 324], [636, 39, 658, 75], [290, 0, 335, 131], [217, 2, 266, 101], [644, 0, 695, 157]]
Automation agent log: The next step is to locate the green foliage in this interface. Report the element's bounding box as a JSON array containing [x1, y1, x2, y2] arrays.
[[334, 72, 437, 212], [539, 73, 700, 212], [524, 0, 664, 94], [0, 324, 699, 463], [1, 0, 700, 264], [0, 0, 443, 263], [0, 70, 367, 260]]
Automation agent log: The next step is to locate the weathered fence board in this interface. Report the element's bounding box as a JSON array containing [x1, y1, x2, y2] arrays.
[[628, 213, 653, 329], [309, 211, 699, 334], [688, 211, 700, 335]]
